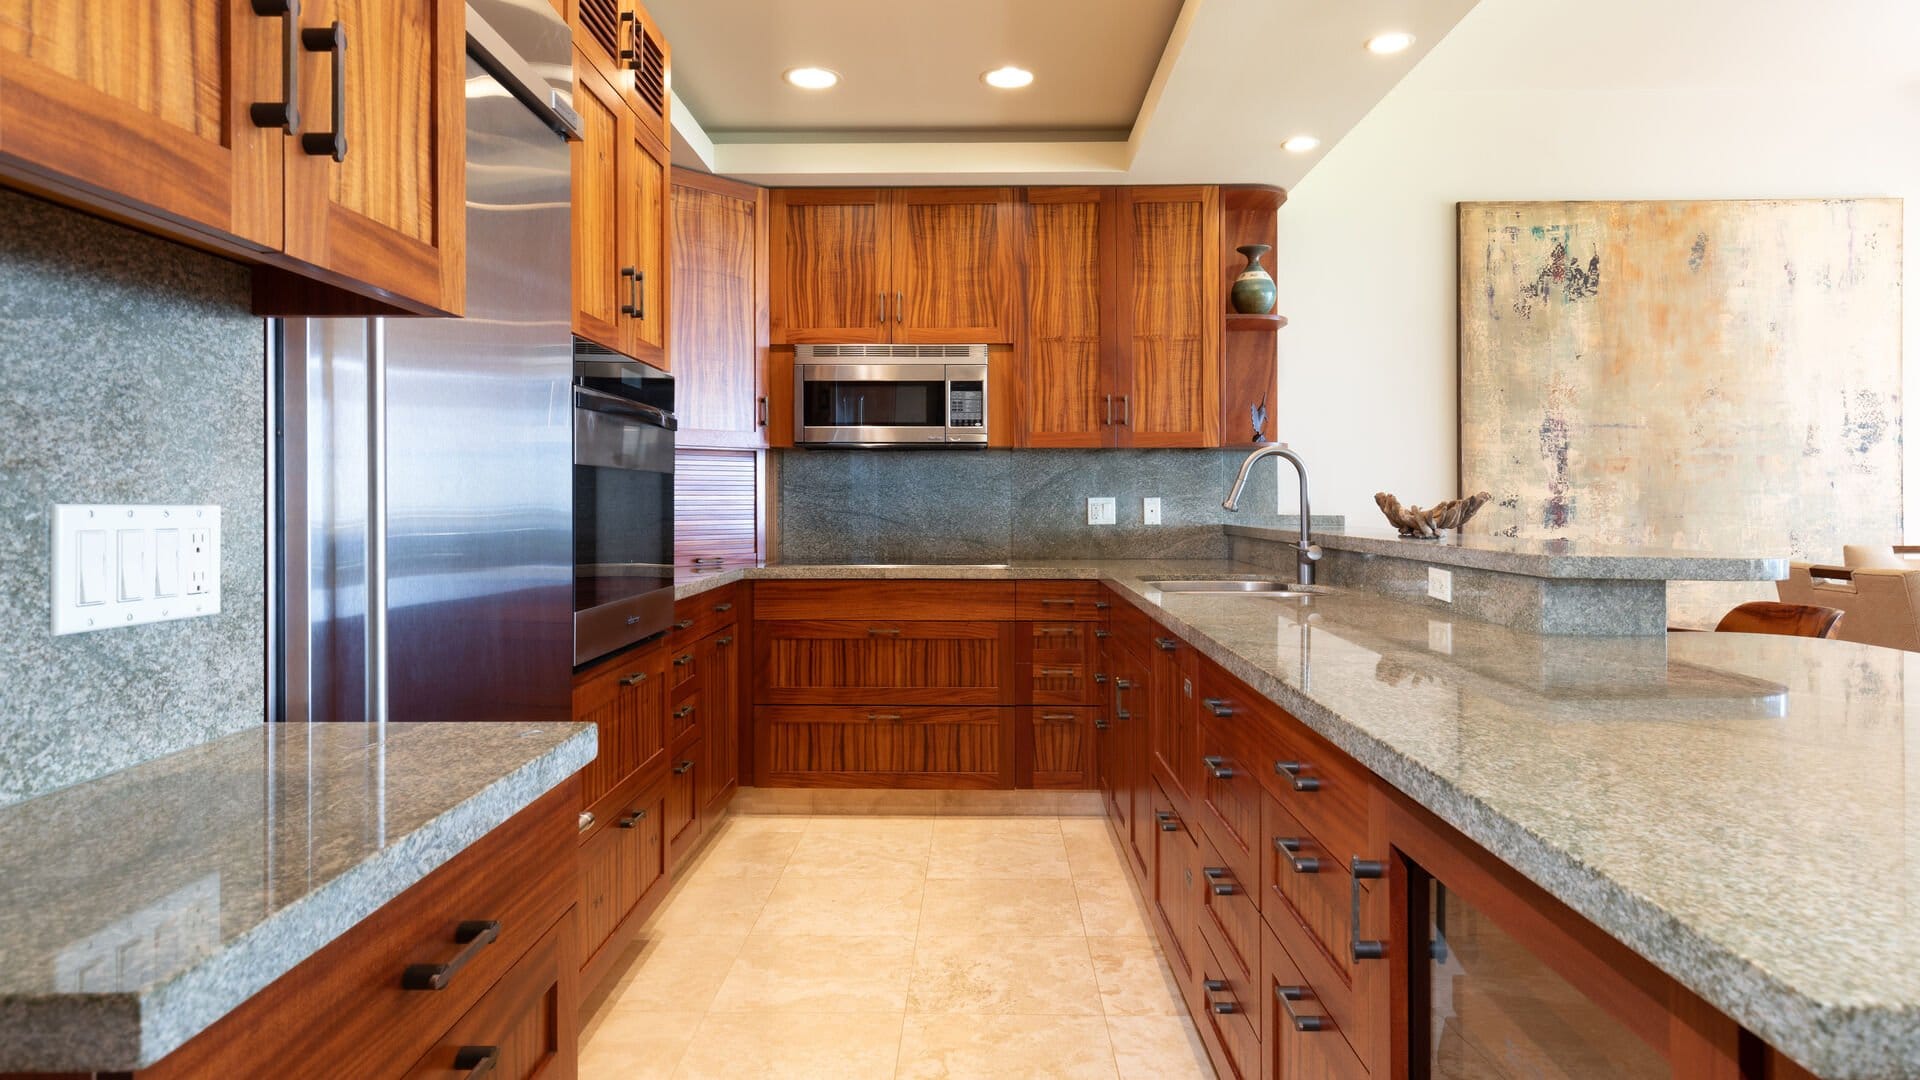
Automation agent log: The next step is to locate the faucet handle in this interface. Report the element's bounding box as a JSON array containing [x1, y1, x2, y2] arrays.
[[1302, 543, 1323, 561]]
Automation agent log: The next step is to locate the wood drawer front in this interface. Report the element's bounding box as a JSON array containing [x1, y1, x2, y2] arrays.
[[573, 643, 668, 810], [1197, 717, 1261, 890], [1029, 707, 1097, 789], [1148, 779, 1201, 992], [1195, 904, 1262, 1080], [1261, 791, 1362, 994], [1196, 829, 1263, 1015], [754, 580, 1016, 621], [578, 776, 667, 974], [666, 747, 702, 865], [667, 643, 700, 692], [137, 782, 578, 1080], [1027, 621, 1092, 663], [1027, 663, 1097, 705], [1199, 660, 1371, 863], [756, 620, 1013, 705], [1262, 919, 1368, 1080], [1013, 580, 1108, 620], [402, 907, 578, 1080], [669, 691, 701, 746], [672, 584, 739, 645], [757, 705, 1012, 789]]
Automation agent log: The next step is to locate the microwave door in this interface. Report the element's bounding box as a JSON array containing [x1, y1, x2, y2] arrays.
[[796, 363, 952, 446]]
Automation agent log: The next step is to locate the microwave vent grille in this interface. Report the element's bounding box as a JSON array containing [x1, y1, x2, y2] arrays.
[[798, 344, 988, 360]]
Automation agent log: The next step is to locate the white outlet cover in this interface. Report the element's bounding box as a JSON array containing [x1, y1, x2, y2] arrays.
[[1427, 619, 1454, 654], [1087, 497, 1117, 525], [1143, 497, 1162, 525], [1427, 566, 1453, 603], [51, 505, 221, 635]]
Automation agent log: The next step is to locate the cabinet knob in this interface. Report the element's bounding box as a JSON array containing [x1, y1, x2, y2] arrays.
[[674, 619, 695, 631], [674, 704, 694, 719], [577, 811, 595, 832], [673, 653, 693, 666]]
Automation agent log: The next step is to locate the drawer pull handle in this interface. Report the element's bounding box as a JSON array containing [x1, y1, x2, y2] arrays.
[[1202, 697, 1233, 717], [1352, 857, 1387, 961], [1113, 678, 1133, 690], [453, 1045, 500, 1078], [1203, 866, 1237, 894], [1154, 636, 1177, 651], [1036, 667, 1077, 678], [1038, 713, 1077, 722], [1160, 819, 1180, 832], [401, 920, 500, 990], [1203, 755, 1235, 780], [618, 809, 647, 828], [1034, 627, 1078, 636], [1093, 719, 1110, 730], [1277, 985, 1328, 1032], [691, 556, 725, 565], [1211, 882, 1238, 896], [1156, 809, 1181, 832], [674, 704, 694, 719], [298, 21, 346, 161], [868, 712, 904, 721], [716, 636, 734, 646], [249, 0, 301, 134], [868, 627, 902, 636], [1275, 760, 1322, 792], [1093, 672, 1108, 684], [1038, 598, 1079, 606], [1211, 1001, 1239, 1015], [674, 759, 695, 774], [674, 619, 695, 631], [620, 671, 647, 686], [713, 602, 734, 612], [1093, 629, 1111, 639], [578, 810, 595, 831], [673, 653, 693, 666], [1274, 837, 1321, 874], [1094, 600, 1111, 609], [1203, 978, 1228, 993]]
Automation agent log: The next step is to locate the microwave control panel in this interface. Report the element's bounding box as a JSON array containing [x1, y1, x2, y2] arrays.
[[948, 381, 985, 428]]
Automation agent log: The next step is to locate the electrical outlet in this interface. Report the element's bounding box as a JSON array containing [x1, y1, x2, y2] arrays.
[[1427, 619, 1454, 654], [1427, 567, 1453, 603], [51, 505, 221, 635], [1087, 497, 1117, 525], [1142, 497, 1162, 525]]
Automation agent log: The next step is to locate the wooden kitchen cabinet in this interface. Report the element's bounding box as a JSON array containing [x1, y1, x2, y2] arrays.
[[571, 47, 670, 367], [577, 773, 668, 989], [672, 169, 770, 447], [1114, 185, 1221, 446], [755, 619, 1017, 706], [698, 626, 741, 815], [1021, 188, 1111, 447], [770, 187, 1016, 344], [572, 0, 670, 148], [401, 909, 578, 1080], [572, 640, 668, 822], [1, 0, 465, 315], [755, 705, 1014, 789]]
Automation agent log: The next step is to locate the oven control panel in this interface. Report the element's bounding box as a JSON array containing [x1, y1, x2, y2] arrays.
[[949, 381, 985, 429]]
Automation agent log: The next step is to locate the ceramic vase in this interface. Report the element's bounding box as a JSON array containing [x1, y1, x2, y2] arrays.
[[1231, 243, 1276, 314]]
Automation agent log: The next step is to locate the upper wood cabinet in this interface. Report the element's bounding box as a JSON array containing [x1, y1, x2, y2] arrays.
[[574, 0, 671, 147], [1022, 187, 1112, 448], [571, 47, 670, 367], [671, 168, 768, 446], [0, 0, 465, 315], [770, 187, 1016, 344], [1115, 186, 1221, 447]]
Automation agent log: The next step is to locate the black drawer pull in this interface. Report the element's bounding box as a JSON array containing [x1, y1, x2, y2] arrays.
[[1154, 636, 1177, 651], [453, 1045, 499, 1078], [1275, 760, 1322, 792], [1211, 882, 1238, 896], [1204, 867, 1237, 894], [1036, 667, 1077, 678], [1160, 819, 1180, 832], [249, 0, 301, 134], [1093, 628, 1111, 639], [298, 21, 346, 161], [674, 618, 695, 631], [868, 626, 902, 636], [716, 636, 734, 647], [1113, 678, 1133, 690], [1202, 697, 1233, 717], [1034, 626, 1078, 636], [1274, 836, 1321, 874], [674, 704, 694, 719], [1212, 1001, 1238, 1014], [673, 653, 693, 666], [868, 712, 904, 721], [619, 671, 647, 686], [1094, 600, 1111, 610], [1038, 713, 1078, 722], [401, 920, 499, 990], [618, 809, 647, 828], [1093, 719, 1110, 730], [1203, 755, 1235, 780], [1093, 672, 1108, 684], [1277, 985, 1328, 1032], [714, 602, 734, 612], [1038, 597, 1079, 606], [1352, 857, 1387, 961], [691, 556, 725, 565], [673, 759, 695, 774], [1203, 978, 1228, 993]]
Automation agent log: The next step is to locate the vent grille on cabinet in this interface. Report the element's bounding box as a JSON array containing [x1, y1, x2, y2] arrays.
[[579, 0, 619, 61], [797, 344, 988, 360], [633, 27, 666, 115]]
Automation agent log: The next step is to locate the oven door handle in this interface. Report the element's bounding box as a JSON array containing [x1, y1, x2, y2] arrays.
[[573, 385, 677, 430]]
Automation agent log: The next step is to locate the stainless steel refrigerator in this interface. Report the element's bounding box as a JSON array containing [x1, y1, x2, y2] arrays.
[[272, 0, 580, 726]]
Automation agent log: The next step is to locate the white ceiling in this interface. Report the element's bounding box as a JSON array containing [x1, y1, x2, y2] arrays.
[[660, 0, 1483, 188]]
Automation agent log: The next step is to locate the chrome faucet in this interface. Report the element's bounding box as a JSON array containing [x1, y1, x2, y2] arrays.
[[1223, 443, 1323, 585]]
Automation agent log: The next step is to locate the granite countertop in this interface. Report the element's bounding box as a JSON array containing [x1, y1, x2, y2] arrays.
[[0, 720, 596, 1073], [1225, 524, 1790, 580], [678, 558, 1913, 1077]]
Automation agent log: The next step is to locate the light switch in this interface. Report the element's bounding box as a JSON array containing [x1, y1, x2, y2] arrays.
[[76, 530, 109, 606], [155, 529, 180, 597], [1087, 497, 1117, 526], [118, 530, 150, 601]]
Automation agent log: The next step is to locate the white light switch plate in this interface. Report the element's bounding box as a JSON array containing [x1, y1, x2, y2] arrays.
[[1142, 497, 1162, 525], [1427, 567, 1453, 603], [51, 505, 221, 635], [1087, 497, 1117, 525]]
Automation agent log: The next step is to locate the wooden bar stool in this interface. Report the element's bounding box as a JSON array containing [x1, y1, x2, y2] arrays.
[[1714, 601, 1845, 639]]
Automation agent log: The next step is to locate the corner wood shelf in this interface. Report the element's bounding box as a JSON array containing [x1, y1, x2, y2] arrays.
[[1225, 312, 1288, 331]]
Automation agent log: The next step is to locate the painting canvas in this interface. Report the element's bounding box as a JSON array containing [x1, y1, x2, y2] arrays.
[[1458, 199, 1903, 626]]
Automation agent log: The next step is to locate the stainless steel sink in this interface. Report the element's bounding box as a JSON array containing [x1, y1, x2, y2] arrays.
[[1144, 579, 1315, 596]]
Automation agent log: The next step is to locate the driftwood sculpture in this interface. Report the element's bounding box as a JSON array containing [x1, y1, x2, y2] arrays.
[[1375, 491, 1491, 539]]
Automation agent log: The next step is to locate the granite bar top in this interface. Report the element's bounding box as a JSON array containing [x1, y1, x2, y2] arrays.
[[677, 557, 1910, 1077], [0, 720, 596, 1073], [1225, 524, 1789, 581]]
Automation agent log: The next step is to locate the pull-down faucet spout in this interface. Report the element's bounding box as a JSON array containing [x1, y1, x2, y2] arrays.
[[1223, 443, 1322, 586]]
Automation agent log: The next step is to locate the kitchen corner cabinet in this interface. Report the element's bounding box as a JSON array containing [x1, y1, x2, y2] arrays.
[[571, 47, 670, 367], [770, 188, 1017, 345], [672, 169, 771, 447], [0, 0, 466, 316]]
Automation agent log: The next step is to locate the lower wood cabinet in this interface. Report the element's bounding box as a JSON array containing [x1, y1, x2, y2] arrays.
[[1149, 779, 1201, 1011], [1025, 707, 1097, 789], [572, 642, 667, 814], [755, 619, 1016, 706], [401, 909, 579, 1080], [1262, 917, 1368, 1080], [577, 773, 668, 984], [755, 705, 1013, 788], [665, 747, 702, 865]]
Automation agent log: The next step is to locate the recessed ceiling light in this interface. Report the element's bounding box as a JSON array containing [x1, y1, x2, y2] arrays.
[[784, 67, 840, 90], [982, 66, 1035, 89], [1366, 31, 1416, 55], [1282, 134, 1321, 153]]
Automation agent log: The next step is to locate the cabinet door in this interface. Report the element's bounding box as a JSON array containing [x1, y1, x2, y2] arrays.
[[572, 643, 667, 811], [700, 628, 741, 814], [756, 619, 1015, 706], [1149, 634, 1199, 812], [572, 0, 669, 148], [1109, 645, 1152, 881], [770, 188, 888, 343], [756, 705, 1013, 789], [1022, 188, 1113, 447], [890, 188, 1015, 344], [1029, 707, 1096, 789], [666, 748, 701, 866], [621, 122, 669, 366], [1114, 186, 1220, 447], [0, 0, 281, 249], [401, 909, 578, 1080], [570, 57, 624, 351], [1150, 780, 1200, 996], [672, 172, 769, 447], [282, 0, 465, 315]]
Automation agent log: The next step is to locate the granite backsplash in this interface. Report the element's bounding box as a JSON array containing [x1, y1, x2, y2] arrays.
[[0, 191, 266, 807], [775, 448, 1341, 563]]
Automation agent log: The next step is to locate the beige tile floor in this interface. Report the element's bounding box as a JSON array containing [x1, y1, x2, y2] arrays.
[[579, 813, 1216, 1079]]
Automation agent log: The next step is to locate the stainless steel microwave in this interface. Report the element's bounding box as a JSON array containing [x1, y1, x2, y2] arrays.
[[793, 344, 989, 448]]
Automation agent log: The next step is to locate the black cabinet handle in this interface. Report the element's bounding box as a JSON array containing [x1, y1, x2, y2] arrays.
[[691, 556, 725, 565], [1093, 672, 1108, 684], [1203, 755, 1235, 780], [619, 671, 647, 686], [249, 0, 301, 133], [1038, 713, 1078, 722], [1203, 978, 1227, 993], [1093, 718, 1110, 730], [1094, 600, 1111, 610], [1113, 678, 1133, 690], [453, 1045, 499, 1079], [674, 619, 695, 631], [868, 627, 902, 636], [673, 653, 693, 666], [618, 808, 647, 828], [401, 920, 499, 990], [622, 266, 640, 316], [716, 636, 734, 647], [1202, 698, 1233, 717], [637, 269, 646, 320], [1275, 760, 1321, 792], [1277, 985, 1328, 1032], [1203, 866, 1237, 895], [673, 759, 694, 774], [674, 704, 694, 719], [714, 602, 734, 613], [1038, 597, 1079, 607], [1212, 1001, 1238, 1014], [618, 9, 637, 62], [758, 396, 769, 427], [867, 712, 904, 722], [298, 21, 346, 161], [1274, 836, 1321, 874], [1352, 857, 1387, 961], [1093, 628, 1111, 639], [1154, 637, 1177, 651]]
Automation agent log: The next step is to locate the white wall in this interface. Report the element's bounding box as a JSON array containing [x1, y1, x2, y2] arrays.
[[1273, 0, 1920, 539]]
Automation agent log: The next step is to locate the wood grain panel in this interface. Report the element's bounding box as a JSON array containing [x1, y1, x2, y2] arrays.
[[570, 58, 623, 350], [1116, 186, 1219, 447], [1149, 780, 1201, 1008], [698, 628, 741, 816], [578, 774, 668, 989], [756, 705, 1012, 788], [400, 908, 578, 1080], [1219, 186, 1283, 447], [752, 580, 1016, 621], [755, 619, 1013, 706], [1261, 792, 1361, 1005], [770, 188, 886, 343], [572, 642, 668, 811], [893, 188, 1015, 344], [1197, 716, 1261, 892], [1193, 906, 1261, 1080], [1028, 707, 1096, 789], [672, 170, 768, 447], [1263, 918, 1370, 1080], [1022, 190, 1109, 446], [674, 449, 761, 568], [665, 742, 701, 866], [622, 121, 668, 365], [1013, 580, 1109, 620]]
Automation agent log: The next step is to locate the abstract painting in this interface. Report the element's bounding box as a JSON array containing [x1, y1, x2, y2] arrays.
[[1459, 199, 1903, 626]]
